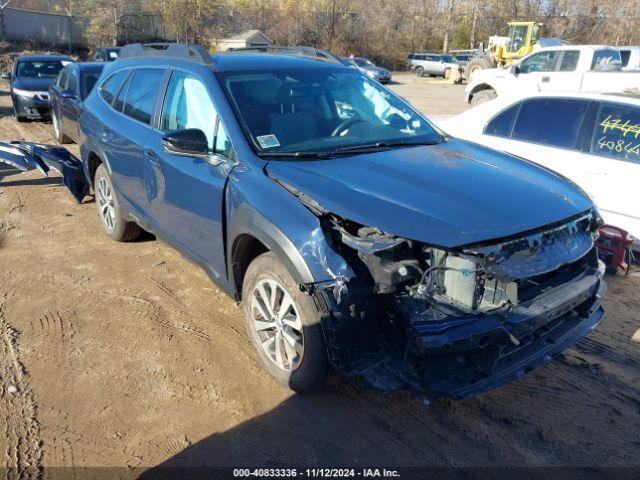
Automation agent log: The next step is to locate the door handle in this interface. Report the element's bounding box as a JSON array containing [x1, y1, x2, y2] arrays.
[[541, 76, 550, 83], [144, 149, 159, 163]]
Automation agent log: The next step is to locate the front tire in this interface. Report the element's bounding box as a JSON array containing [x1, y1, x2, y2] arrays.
[[242, 252, 331, 392], [13, 105, 26, 122], [470, 88, 497, 106], [94, 164, 141, 242]]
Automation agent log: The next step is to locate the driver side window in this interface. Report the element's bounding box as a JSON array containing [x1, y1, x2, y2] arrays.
[[519, 51, 559, 74]]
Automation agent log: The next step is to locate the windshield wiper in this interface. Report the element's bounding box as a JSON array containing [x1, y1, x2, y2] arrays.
[[256, 139, 441, 159], [334, 139, 440, 153]]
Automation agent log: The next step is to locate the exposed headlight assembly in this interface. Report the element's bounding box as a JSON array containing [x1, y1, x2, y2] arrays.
[[12, 88, 39, 98]]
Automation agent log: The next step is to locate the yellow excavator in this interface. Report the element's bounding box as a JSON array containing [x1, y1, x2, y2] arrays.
[[463, 21, 544, 82]]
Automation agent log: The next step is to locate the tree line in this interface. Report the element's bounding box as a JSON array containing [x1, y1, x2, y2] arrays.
[[7, 0, 640, 68]]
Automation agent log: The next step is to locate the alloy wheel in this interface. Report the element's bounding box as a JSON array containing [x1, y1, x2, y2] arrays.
[[97, 176, 115, 231], [250, 278, 304, 371]]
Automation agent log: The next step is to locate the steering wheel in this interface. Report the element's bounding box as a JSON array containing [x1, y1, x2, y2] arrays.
[[331, 118, 366, 137]]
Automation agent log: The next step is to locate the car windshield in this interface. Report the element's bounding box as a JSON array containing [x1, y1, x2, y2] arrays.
[[219, 68, 440, 155], [17, 60, 65, 79], [441, 55, 457, 63], [355, 58, 374, 67]]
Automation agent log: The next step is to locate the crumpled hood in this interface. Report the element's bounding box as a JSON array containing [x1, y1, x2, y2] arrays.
[[14, 77, 55, 92], [266, 139, 594, 248]]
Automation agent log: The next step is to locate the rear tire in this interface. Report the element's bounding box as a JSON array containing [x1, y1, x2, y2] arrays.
[[470, 88, 497, 106], [94, 164, 141, 242], [52, 110, 72, 144], [14, 105, 26, 122], [414, 66, 424, 77], [242, 252, 331, 392]]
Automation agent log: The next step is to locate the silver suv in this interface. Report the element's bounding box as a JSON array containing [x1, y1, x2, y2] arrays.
[[408, 53, 459, 77]]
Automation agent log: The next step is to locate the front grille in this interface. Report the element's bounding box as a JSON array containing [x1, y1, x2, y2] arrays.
[[516, 249, 596, 303]]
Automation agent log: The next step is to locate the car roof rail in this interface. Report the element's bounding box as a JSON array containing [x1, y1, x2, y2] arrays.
[[228, 45, 342, 64], [118, 43, 214, 66]]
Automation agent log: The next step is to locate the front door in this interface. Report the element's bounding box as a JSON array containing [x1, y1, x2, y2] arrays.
[[144, 70, 233, 280]]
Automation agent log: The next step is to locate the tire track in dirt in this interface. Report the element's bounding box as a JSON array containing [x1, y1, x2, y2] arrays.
[[0, 293, 44, 479]]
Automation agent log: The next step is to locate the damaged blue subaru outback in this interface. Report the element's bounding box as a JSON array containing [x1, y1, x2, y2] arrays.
[[79, 43, 605, 397]]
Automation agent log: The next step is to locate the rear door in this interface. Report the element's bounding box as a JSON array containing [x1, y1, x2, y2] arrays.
[[103, 68, 167, 223], [583, 101, 640, 235], [144, 70, 233, 279], [481, 97, 594, 192], [426, 55, 443, 75]]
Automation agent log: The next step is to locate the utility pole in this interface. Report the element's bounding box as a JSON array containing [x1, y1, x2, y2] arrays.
[[442, 0, 455, 53]]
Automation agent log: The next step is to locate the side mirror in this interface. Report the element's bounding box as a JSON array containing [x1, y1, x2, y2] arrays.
[[1, 71, 11, 80], [510, 64, 520, 76], [162, 129, 209, 157], [60, 90, 77, 99]]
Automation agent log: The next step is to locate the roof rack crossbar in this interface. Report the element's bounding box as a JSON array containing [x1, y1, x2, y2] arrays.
[[118, 43, 214, 66]]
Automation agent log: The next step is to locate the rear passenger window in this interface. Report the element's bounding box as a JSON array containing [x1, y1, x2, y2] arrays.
[[123, 69, 165, 124], [512, 99, 589, 149], [559, 51, 580, 72], [99, 70, 128, 105], [619, 50, 631, 67], [591, 102, 640, 162], [484, 103, 519, 137], [113, 72, 132, 112], [591, 50, 621, 71]]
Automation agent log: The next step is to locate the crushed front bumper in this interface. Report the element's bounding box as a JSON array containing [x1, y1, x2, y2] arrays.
[[404, 267, 605, 398]]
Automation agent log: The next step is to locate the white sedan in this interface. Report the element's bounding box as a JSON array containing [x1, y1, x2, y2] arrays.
[[434, 91, 640, 249]]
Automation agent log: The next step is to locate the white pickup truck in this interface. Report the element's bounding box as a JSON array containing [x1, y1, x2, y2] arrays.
[[466, 45, 640, 105]]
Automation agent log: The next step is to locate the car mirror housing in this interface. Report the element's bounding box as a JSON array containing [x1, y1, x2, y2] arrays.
[[60, 90, 77, 99], [510, 64, 520, 76], [1, 71, 11, 80], [161, 129, 209, 157]]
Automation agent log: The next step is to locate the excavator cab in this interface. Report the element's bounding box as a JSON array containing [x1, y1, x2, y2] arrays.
[[464, 21, 544, 82], [504, 21, 542, 61]]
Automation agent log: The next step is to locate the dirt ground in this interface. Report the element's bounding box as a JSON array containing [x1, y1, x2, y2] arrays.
[[0, 72, 639, 478]]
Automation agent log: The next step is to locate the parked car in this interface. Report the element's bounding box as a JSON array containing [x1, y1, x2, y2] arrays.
[[49, 62, 105, 144], [433, 91, 640, 251], [465, 45, 629, 105], [90, 47, 121, 62], [79, 43, 605, 398], [1, 54, 73, 121], [616, 46, 640, 71], [408, 53, 459, 77], [343, 57, 392, 83], [451, 49, 477, 66]]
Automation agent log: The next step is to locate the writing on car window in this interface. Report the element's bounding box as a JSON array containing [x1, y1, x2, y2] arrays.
[[591, 103, 640, 161]]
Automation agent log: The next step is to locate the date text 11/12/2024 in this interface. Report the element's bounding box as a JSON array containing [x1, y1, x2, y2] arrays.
[[233, 468, 401, 478]]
